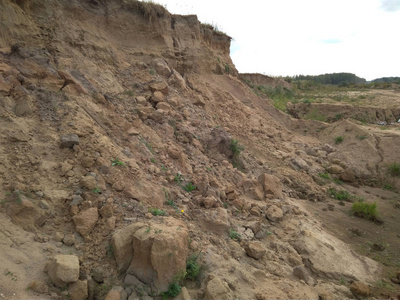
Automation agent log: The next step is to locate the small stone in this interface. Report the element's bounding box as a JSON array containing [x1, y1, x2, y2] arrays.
[[63, 233, 76, 246], [69, 280, 88, 300], [293, 265, 313, 285], [60, 134, 80, 149], [245, 241, 266, 260], [28, 280, 49, 294], [39, 200, 50, 209], [152, 91, 165, 103], [53, 232, 65, 242], [72, 207, 99, 236], [105, 289, 121, 300], [100, 204, 113, 218], [266, 205, 284, 222], [91, 268, 104, 283]]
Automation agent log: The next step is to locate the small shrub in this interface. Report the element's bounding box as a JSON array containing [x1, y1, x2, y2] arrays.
[[111, 158, 125, 166], [161, 282, 181, 299], [186, 253, 201, 281], [224, 64, 230, 74], [150, 208, 166, 216], [183, 182, 196, 193], [388, 162, 400, 177], [356, 135, 367, 140], [351, 201, 378, 221], [328, 188, 350, 201], [149, 69, 156, 75], [229, 229, 241, 240], [318, 172, 330, 179], [334, 114, 343, 121], [230, 139, 244, 157], [164, 189, 177, 209], [174, 173, 183, 184], [334, 136, 344, 144]]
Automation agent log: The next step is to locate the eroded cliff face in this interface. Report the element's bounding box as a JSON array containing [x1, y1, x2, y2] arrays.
[[0, 1, 397, 300]]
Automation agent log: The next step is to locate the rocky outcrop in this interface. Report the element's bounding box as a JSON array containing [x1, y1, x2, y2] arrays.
[[46, 255, 80, 288]]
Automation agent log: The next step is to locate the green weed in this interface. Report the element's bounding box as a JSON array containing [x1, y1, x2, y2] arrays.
[[229, 229, 241, 240], [388, 162, 400, 177], [356, 135, 367, 140], [92, 187, 101, 194], [318, 172, 330, 179], [174, 173, 183, 184], [351, 201, 378, 221], [186, 253, 202, 281], [150, 208, 166, 216], [334, 136, 344, 144], [111, 158, 125, 166], [328, 188, 350, 201], [183, 182, 196, 193]]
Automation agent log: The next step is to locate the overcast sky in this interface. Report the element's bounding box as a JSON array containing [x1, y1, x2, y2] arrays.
[[152, 0, 400, 81]]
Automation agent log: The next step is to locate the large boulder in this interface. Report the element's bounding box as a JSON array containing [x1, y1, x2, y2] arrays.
[[47, 255, 80, 287], [128, 218, 189, 291], [205, 277, 232, 300], [258, 174, 283, 199]]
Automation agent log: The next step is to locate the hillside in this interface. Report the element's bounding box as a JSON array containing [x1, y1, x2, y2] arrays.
[[0, 1, 399, 299]]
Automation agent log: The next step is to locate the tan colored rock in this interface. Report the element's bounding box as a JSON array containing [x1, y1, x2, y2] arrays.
[[242, 179, 264, 201], [199, 207, 230, 236], [47, 255, 79, 287], [136, 96, 147, 105], [72, 207, 98, 236], [340, 168, 356, 182], [127, 127, 140, 135], [112, 223, 146, 272], [350, 281, 370, 297], [150, 82, 168, 94], [245, 241, 266, 260], [80, 175, 97, 190], [293, 265, 313, 285], [258, 174, 283, 199], [168, 69, 186, 90], [156, 101, 171, 111], [153, 58, 171, 77], [205, 277, 232, 300], [266, 205, 284, 222], [28, 280, 49, 294], [128, 217, 189, 290], [203, 196, 217, 208], [105, 289, 121, 300], [69, 280, 88, 300], [327, 164, 344, 174], [152, 91, 165, 103], [99, 204, 113, 218]]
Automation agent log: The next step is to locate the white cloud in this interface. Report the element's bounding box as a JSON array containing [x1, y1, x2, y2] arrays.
[[380, 0, 400, 11], [155, 0, 400, 80]]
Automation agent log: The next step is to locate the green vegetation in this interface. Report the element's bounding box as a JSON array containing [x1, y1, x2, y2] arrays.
[[356, 135, 367, 140], [230, 139, 244, 157], [150, 208, 166, 216], [351, 201, 378, 221], [224, 64, 231, 74], [328, 188, 351, 201], [174, 173, 183, 184], [111, 158, 125, 166], [388, 162, 400, 177], [1, 190, 24, 205], [164, 189, 177, 209], [229, 229, 241, 240], [334, 136, 344, 144], [92, 187, 101, 194], [149, 69, 156, 75], [318, 172, 330, 179], [183, 182, 196, 193], [293, 72, 366, 85], [186, 253, 202, 281], [305, 109, 327, 122]]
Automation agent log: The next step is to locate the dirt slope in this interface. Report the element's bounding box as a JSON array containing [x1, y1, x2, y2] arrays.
[[0, 1, 399, 299]]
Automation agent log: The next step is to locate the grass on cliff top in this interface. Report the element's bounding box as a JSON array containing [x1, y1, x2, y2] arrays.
[[123, 0, 167, 20]]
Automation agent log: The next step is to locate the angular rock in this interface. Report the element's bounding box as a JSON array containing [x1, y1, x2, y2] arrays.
[[340, 168, 356, 182], [72, 208, 98, 236], [128, 217, 189, 290], [99, 204, 113, 218], [63, 233, 76, 246], [205, 277, 232, 300], [293, 265, 313, 285], [350, 281, 370, 297], [266, 205, 284, 222], [47, 255, 80, 287], [80, 175, 98, 190], [112, 223, 147, 272], [242, 179, 264, 201], [69, 280, 88, 300], [152, 91, 165, 103], [149, 82, 168, 94], [105, 289, 121, 300], [60, 134, 80, 149], [258, 174, 283, 199], [245, 241, 266, 260], [153, 58, 171, 77]]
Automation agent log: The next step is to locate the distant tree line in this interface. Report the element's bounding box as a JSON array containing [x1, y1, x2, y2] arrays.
[[291, 73, 366, 85], [371, 77, 400, 83]]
